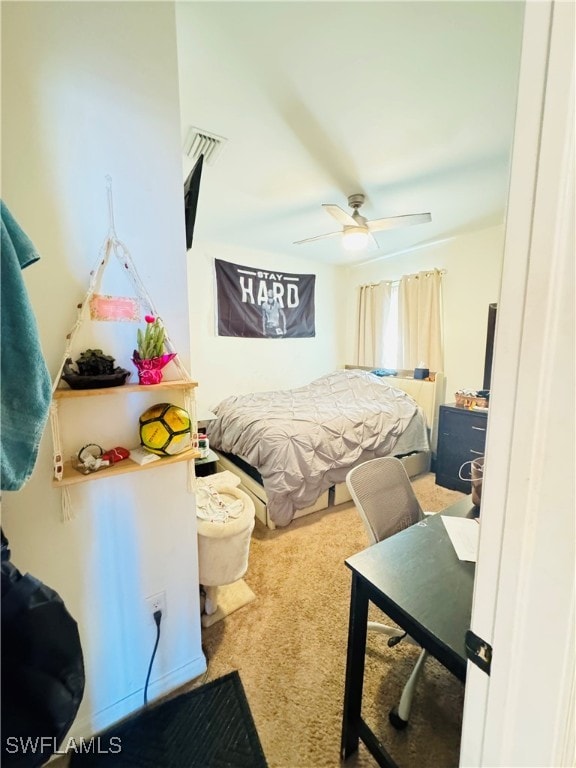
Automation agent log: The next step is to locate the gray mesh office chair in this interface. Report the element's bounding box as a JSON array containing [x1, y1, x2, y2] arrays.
[[345, 456, 429, 729]]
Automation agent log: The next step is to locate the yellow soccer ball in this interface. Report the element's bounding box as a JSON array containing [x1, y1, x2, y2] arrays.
[[139, 403, 192, 456]]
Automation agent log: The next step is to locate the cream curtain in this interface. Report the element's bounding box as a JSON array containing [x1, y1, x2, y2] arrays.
[[355, 281, 394, 366], [397, 269, 443, 371]]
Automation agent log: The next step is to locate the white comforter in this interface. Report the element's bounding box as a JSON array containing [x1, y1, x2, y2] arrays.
[[207, 370, 429, 526]]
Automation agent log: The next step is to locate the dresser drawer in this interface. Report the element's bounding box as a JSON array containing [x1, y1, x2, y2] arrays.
[[435, 405, 488, 492], [440, 409, 487, 450]]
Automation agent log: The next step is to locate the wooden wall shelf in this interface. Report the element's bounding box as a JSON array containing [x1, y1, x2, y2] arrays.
[[53, 448, 200, 487], [52, 378, 199, 486], [49, 243, 199, 499], [53, 379, 198, 399]]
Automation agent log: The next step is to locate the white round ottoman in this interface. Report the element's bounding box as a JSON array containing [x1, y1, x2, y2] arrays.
[[197, 485, 256, 616]]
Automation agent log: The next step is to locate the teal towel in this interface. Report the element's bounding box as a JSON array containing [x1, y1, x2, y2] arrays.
[[1, 201, 52, 491]]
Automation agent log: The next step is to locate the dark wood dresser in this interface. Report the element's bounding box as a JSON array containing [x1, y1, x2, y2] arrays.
[[435, 404, 488, 492]]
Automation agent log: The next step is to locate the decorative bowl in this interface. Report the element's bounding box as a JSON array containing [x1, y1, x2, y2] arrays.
[[62, 368, 131, 390]]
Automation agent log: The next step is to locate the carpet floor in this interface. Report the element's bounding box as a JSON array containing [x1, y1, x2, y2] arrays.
[[50, 472, 466, 768], [69, 671, 267, 768], [192, 473, 466, 768]]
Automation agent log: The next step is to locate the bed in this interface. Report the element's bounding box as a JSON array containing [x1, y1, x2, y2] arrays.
[[207, 368, 445, 529]]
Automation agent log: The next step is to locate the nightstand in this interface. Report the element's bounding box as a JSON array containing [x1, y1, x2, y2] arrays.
[[435, 404, 488, 492], [195, 448, 219, 477]]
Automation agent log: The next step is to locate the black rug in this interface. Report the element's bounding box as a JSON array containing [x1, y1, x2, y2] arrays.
[[70, 671, 268, 768]]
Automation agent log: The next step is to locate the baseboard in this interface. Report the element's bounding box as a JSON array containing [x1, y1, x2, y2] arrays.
[[64, 654, 207, 742]]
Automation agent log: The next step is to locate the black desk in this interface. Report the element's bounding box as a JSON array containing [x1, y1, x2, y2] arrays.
[[341, 496, 477, 767]]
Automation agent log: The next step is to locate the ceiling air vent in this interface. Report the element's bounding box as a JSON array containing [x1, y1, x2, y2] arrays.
[[183, 127, 227, 165]]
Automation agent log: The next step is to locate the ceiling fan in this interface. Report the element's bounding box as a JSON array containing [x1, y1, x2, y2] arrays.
[[294, 194, 432, 251]]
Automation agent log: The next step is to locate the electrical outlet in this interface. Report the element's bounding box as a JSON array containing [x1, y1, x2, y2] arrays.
[[145, 591, 166, 624]]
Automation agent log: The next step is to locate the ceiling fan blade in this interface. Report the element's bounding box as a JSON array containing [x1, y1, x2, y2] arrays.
[[368, 232, 380, 250], [368, 212, 432, 233], [293, 230, 342, 245], [322, 204, 357, 227]]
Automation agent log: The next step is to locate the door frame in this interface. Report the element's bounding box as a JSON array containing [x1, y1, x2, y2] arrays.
[[460, 2, 575, 766]]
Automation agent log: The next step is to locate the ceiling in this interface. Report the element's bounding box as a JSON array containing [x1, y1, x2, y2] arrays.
[[175, 2, 524, 266]]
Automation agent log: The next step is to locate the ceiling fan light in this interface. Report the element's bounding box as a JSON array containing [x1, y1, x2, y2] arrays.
[[342, 226, 370, 251]]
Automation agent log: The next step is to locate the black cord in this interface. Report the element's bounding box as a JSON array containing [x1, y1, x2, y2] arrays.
[[144, 609, 162, 706], [388, 631, 407, 648]]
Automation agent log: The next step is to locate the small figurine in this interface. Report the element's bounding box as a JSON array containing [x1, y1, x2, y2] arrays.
[[75, 444, 130, 474]]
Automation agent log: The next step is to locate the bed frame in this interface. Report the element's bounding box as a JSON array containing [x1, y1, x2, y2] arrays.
[[214, 369, 445, 530]]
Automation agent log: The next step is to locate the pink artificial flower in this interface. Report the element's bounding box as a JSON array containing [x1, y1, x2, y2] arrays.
[[132, 352, 176, 385], [144, 315, 156, 324]]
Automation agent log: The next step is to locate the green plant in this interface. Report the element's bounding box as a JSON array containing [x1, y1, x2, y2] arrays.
[[136, 315, 166, 359], [75, 349, 116, 376]]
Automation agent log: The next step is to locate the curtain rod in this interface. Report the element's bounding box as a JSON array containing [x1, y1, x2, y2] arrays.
[[362, 268, 447, 288]]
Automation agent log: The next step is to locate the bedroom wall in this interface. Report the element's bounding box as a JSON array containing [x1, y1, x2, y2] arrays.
[[342, 225, 505, 398], [186, 227, 503, 413], [187, 241, 344, 414], [1, 1, 205, 740]]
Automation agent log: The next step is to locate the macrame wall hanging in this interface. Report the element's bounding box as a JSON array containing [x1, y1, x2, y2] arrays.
[[50, 177, 196, 520]]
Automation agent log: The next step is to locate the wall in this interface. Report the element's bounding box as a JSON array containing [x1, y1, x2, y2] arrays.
[[175, 1, 509, 410], [187, 241, 344, 413], [1, 1, 205, 740], [342, 225, 505, 396], [185, 227, 504, 414]]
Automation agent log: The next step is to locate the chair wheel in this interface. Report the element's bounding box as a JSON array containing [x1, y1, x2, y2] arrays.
[[389, 707, 409, 730]]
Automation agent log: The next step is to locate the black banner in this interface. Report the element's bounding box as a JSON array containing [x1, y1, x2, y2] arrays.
[[215, 259, 316, 338]]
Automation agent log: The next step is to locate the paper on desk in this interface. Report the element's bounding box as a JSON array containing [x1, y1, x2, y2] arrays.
[[441, 516, 479, 562]]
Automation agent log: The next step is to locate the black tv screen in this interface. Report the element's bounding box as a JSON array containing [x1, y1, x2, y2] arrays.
[[483, 303, 497, 390], [184, 154, 203, 250]]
